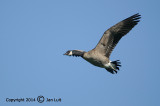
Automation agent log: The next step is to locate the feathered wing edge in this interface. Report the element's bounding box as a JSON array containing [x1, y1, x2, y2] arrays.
[[94, 13, 141, 58]]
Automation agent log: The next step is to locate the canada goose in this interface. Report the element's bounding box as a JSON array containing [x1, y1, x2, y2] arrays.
[[64, 13, 141, 74]]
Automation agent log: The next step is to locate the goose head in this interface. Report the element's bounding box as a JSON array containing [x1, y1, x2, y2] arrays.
[[64, 50, 86, 57], [64, 50, 73, 56]]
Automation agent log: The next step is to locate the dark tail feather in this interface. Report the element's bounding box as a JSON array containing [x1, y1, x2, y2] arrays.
[[105, 68, 116, 74], [111, 60, 121, 72], [105, 60, 121, 74], [105, 68, 118, 74]]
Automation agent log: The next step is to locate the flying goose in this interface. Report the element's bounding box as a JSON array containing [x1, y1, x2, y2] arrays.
[[64, 13, 141, 74]]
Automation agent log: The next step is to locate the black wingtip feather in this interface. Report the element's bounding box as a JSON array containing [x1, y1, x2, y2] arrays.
[[131, 13, 141, 21]]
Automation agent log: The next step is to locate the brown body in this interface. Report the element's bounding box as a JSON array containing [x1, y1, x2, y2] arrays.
[[83, 50, 109, 68]]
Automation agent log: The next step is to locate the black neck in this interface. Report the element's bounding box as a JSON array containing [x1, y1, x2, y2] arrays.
[[72, 50, 86, 57]]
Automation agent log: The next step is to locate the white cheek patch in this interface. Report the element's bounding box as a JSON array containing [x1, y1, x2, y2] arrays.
[[69, 51, 73, 55]]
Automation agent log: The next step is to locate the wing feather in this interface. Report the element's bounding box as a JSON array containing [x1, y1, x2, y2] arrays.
[[94, 13, 141, 57]]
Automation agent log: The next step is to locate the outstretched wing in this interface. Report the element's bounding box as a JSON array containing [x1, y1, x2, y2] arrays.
[[94, 13, 141, 58]]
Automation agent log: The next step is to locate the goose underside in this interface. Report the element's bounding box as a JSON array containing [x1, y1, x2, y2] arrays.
[[83, 57, 106, 68], [84, 58, 121, 74]]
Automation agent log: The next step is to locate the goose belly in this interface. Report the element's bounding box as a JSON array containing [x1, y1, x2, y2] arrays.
[[83, 57, 107, 68]]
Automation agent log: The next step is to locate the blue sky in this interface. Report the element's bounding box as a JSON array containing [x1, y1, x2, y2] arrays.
[[0, 0, 160, 106]]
